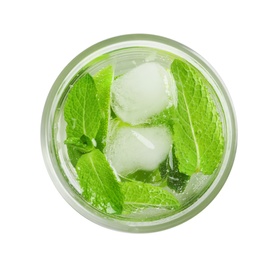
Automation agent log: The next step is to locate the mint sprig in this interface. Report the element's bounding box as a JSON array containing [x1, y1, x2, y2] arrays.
[[171, 59, 224, 175], [64, 70, 123, 213]]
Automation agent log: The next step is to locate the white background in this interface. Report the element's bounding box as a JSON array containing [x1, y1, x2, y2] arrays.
[[1, 0, 275, 259]]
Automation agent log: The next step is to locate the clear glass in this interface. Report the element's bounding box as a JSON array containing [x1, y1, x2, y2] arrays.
[[41, 34, 237, 233]]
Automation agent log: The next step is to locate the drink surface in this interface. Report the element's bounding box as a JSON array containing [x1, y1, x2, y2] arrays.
[[57, 47, 225, 221]]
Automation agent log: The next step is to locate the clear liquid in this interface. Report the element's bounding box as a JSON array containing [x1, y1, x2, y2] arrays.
[[54, 46, 222, 221]]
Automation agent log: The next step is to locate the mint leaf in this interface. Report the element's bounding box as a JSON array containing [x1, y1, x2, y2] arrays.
[[121, 182, 180, 213], [64, 74, 101, 166], [124, 169, 162, 184], [76, 149, 123, 214], [94, 66, 114, 151], [64, 135, 94, 153], [149, 106, 175, 129], [171, 59, 224, 175], [167, 170, 190, 193], [64, 74, 101, 139], [159, 149, 190, 193]]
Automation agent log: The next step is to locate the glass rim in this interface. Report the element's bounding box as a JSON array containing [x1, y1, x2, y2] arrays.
[[41, 34, 238, 233]]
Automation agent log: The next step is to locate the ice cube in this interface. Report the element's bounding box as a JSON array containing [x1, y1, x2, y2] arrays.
[[111, 62, 176, 125], [104, 124, 172, 176]]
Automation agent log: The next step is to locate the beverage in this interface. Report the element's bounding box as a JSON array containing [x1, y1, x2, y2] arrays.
[[41, 35, 237, 232]]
